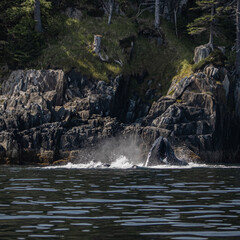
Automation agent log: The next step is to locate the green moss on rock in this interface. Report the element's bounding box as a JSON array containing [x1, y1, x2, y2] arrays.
[[192, 48, 227, 72]]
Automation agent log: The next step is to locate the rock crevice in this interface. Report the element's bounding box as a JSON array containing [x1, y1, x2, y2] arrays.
[[0, 66, 239, 165]]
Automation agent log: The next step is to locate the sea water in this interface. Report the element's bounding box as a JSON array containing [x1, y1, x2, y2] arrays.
[[0, 157, 240, 239]]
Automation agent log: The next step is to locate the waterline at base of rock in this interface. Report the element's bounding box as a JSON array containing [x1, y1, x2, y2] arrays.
[[44, 156, 240, 170]]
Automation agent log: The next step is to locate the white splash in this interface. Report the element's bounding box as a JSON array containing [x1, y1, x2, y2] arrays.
[[148, 162, 240, 169], [45, 161, 103, 169], [43, 157, 239, 170], [45, 156, 138, 169], [110, 155, 134, 169]]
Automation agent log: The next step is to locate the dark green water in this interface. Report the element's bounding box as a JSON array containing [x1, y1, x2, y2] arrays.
[[0, 165, 240, 240]]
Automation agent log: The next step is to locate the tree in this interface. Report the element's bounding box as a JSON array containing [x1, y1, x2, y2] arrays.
[[236, 0, 240, 76], [0, 0, 11, 62], [187, 0, 220, 48], [137, 0, 160, 28], [173, 1, 179, 37], [1, 0, 52, 66], [100, 0, 128, 25], [154, 0, 160, 28], [108, 0, 114, 25], [215, 0, 240, 76], [34, 0, 43, 32]]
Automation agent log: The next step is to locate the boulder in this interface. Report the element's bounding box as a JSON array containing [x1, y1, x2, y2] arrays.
[[194, 44, 213, 64]]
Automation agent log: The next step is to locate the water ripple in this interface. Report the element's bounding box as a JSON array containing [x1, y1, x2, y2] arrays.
[[0, 166, 239, 239]]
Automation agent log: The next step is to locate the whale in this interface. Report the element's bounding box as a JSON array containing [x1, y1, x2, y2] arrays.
[[145, 136, 188, 167]]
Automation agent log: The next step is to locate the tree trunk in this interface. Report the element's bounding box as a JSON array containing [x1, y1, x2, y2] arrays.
[[209, 4, 214, 47], [93, 35, 102, 55], [236, 0, 240, 77], [174, 8, 178, 37], [154, 0, 160, 28], [108, 0, 114, 25], [34, 0, 43, 32]]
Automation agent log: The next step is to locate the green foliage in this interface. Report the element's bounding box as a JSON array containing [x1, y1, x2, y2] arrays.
[[35, 16, 135, 81], [7, 22, 44, 66], [187, 0, 218, 36], [172, 60, 193, 83], [5, 0, 51, 24], [195, 0, 218, 8], [1, 0, 53, 67], [188, 15, 213, 35], [0, 0, 236, 99], [187, 0, 234, 44], [192, 48, 226, 72], [33, 14, 195, 96], [160, 20, 196, 91]]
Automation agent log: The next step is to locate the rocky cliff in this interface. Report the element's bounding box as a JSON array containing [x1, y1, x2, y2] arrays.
[[0, 70, 124, 164], [0, 65, 239, 165], [144, 65, 240, 163]]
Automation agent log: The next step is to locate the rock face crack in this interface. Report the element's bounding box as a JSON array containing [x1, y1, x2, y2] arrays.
[[0, 70, 125, 164], [0, 65, 239, 164], [140, 66, 240, 163]]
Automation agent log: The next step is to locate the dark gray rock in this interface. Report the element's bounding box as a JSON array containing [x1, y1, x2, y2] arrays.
[[141, 65, 240, 163], [0, 64, 239, 165], [167, 76, 194, 99], [0, 69, 124, 164]]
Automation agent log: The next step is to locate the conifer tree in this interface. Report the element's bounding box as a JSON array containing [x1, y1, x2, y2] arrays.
[[2, 0, 51, 66], [34, 0, 43, 32], [187, 0, 220, 48], [217, 0, 240, 76]]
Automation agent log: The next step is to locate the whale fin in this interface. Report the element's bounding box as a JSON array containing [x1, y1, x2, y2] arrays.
[[145, 136, 188, 166]]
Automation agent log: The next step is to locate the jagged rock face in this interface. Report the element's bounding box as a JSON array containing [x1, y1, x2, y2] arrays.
[[143, 65, 240, 163], [0, 69, 125, 164], [0, 65, 239, 165], [0, 69, 154, 165]]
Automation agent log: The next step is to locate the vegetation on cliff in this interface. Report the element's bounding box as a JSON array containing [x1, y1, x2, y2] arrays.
[[0, 1, 240, 165], [0, 0, 237, 95]]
